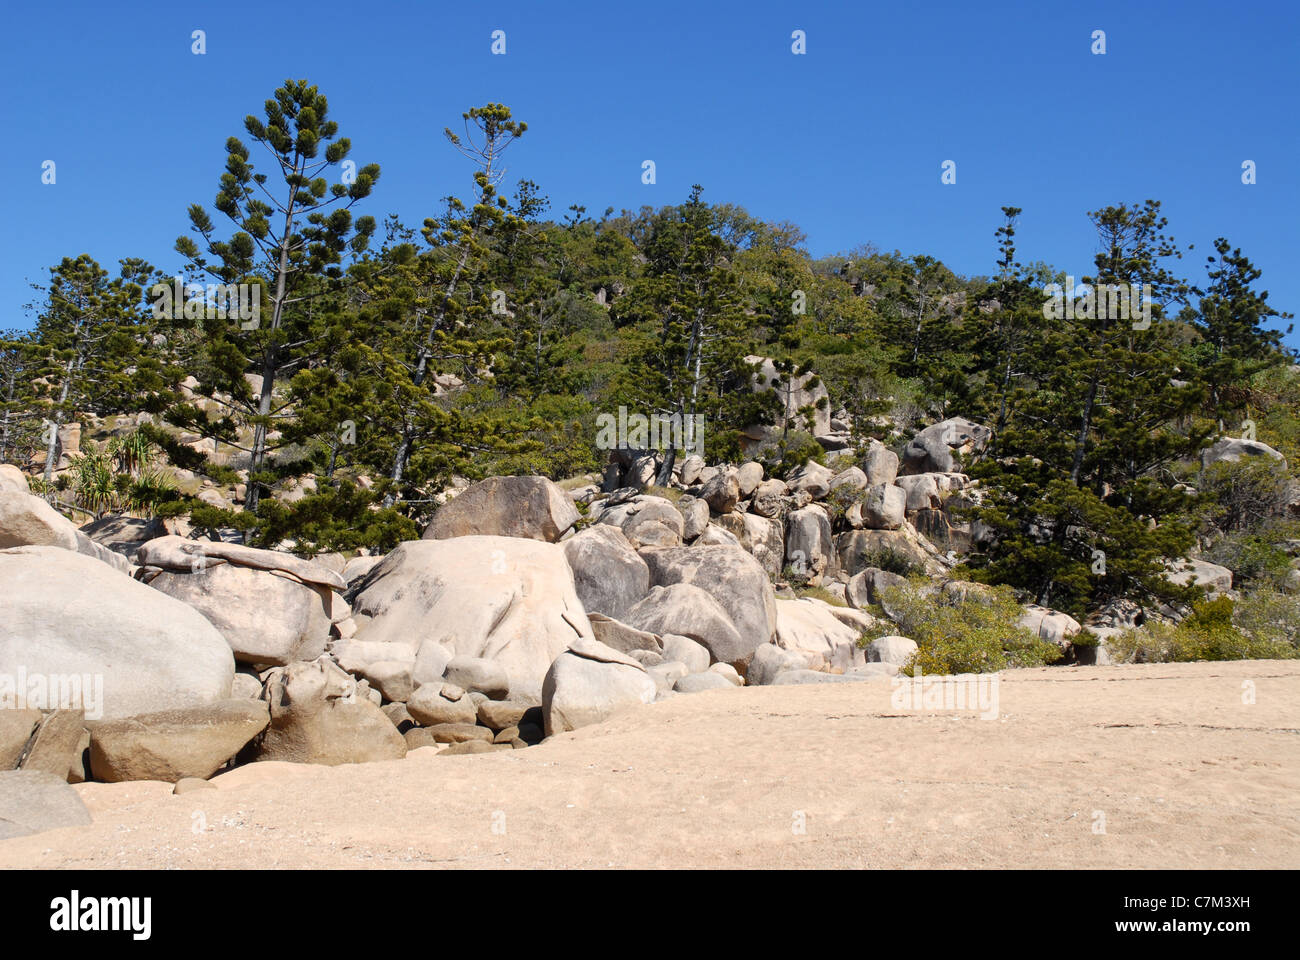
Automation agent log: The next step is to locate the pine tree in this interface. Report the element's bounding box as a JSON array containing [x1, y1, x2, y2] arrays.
[[173, 78, 379, 516], [622, 186, 765, 482], [0, 330, 41, 464], [1186, 238, 1293, 430], [965, 201, 1209, 616], [26, 255, 159, 482]]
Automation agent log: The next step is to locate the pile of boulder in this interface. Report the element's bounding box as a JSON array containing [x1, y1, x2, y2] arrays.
[[2, 408, 1284, 838]]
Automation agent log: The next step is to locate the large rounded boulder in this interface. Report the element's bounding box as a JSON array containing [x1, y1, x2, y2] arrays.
[[136, 536, 346, 667], [348, 537, 595, 703], [0, 546, 235, 722], [422, 475, 579, 542], [639, 545, 776, 653], [542, 638, 656, 736], [562, 524, 650, 619]]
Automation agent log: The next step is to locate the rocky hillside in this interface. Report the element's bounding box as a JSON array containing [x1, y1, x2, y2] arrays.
[[3, 371, 1298, 839]]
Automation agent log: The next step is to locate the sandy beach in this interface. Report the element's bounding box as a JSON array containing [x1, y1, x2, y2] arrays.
[[2, 660, 1297, 869]]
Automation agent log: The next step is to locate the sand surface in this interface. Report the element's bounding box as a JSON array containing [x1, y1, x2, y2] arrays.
[[2, 660, 1297, 869]]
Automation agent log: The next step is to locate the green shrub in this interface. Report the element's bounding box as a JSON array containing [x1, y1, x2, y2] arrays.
[[857, 548, 920, 578], [757, 430, 825, 479], [823, 483, 861, 528], [643, 483, 682, 503], [796, 585, 846, 607], [1107, 595, 1298, 662], [865, 575, 1063, 674], [1205, 527, 1298, 590], [1230, 588, 1300, 653]]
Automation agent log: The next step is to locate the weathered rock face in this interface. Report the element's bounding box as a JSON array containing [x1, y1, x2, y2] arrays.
[[562, 524, 650, 619], [348, 537, 593, 703], [713, 513, 752, 552], [696, 524, 742, 548], [53, 423, 80, 469], [88, 700, 270, 783], [0, 710, 41, 770], [735, 462, 764, 498], [712, 660, 743, 692], [829, 466, 868, 496], [623, 584, 743, 666], [588, 614, 662, 657], [638, 545, 778, 666], [1018, 605, 1081, 650], [774, 599, 867, 672], [742, 513, 785, 579], [901, 418, 991, 475], [541, 638, 656, 736], [0, 464, 30, 495], [912, 506, 972, 553], [674, 671, 733, 693], [0, 546, 235, 722], [422, 475, 580, 542], [661, 633, 710, 674], [786, 461, 834, 500], [137, 536, 344, 667], [747, 643, 810, 686], [861, 442, 900, 486], [1164, 559, 1234, 596], [0, 491, 79, 550], [1200, 437, 1287, 470], [79, 515, 167, 558], [749, 479, 787, 518], [678, 455, 705, 486], [0, 709, 84, 779], [865, 635, 918, 666], [894, 474, 943, 513], [407, 683, 477, 726], [442, 656, 510, 700], [743, 355, 832, 439], [861, 482, 907, 530], [0, 770, 92, 840], [700, 471, 740, 514], [592, 495, 685, 548], [255, 658, 406, 766], [677, 496, 710, 540], [785, 505, 836, 582], [357, 660, 414, 702], [836, 527, 944, 577]]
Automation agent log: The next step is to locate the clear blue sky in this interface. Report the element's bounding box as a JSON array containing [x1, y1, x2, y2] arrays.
[[3, 0, 1297, 349]]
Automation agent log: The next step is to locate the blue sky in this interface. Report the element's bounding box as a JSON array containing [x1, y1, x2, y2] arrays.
[[3, 0, 1297, 349]]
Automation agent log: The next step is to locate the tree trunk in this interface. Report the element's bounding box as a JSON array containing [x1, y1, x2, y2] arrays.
[[244, 160, 302, 516], [42, 363, 74, 483]]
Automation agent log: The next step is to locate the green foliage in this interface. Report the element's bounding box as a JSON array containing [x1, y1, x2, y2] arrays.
[[760, 430, 825, 479], [1205, 530, 1297, 590], [1107, 595, 1297, 662], [855, 549, 921, 578], [1199, 457, 1293, 534], [795, 585, 846, 607], [63, 430, 180, 519], [173, 78, 379, 514], [618, 185, 770, 484], [5, 87, 1294, 589], [68, 451, 117, 517], [1232, 588, 1300, 651], [868, 576, 1063, 674], [247, 482, 417, 555]]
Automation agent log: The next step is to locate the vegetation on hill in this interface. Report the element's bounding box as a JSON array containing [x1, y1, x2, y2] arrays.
[[3, 81, 1297, 634]]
